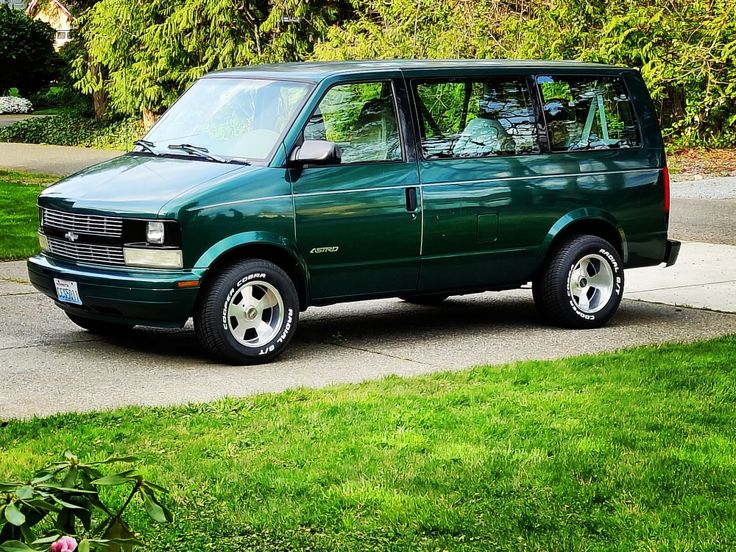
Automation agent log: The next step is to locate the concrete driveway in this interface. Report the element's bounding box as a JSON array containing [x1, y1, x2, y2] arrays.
[[0, 146, 734, 419], [0, 142, 120, 176], [1, 241, 735, 419]]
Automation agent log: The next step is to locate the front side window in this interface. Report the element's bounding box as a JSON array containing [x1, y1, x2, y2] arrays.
[[303, 81, 402, 164], [413, 78, 539, 159], [537, 76, 640, 151], [144, 78, 312, 162]]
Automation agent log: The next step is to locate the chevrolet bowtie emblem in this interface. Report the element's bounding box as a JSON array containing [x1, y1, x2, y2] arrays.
[[64, 231, 79, 242]]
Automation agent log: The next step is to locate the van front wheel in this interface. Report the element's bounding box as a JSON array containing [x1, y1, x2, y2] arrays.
[[533, 235, 624, 329], [195, 260, 299, 364]]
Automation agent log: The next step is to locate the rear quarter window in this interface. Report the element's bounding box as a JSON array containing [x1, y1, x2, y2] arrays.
[[537, 75, 641, 152]]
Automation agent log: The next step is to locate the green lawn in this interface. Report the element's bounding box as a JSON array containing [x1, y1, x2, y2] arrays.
[[2, 337, 736, 550], [0, 170, 57, 260]]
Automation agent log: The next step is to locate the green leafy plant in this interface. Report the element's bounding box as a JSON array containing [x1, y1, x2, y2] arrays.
[[0, 451, 171, 551], [312, 0, 736, 148], [0, 115, 142, 151]]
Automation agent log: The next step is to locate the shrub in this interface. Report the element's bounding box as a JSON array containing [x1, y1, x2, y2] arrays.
[[0, 114, 143, 151], [0, 96, 33, 115], [29, 86, 93, 117], [0, 5, 60, 96], [0, 451, 171, 551]]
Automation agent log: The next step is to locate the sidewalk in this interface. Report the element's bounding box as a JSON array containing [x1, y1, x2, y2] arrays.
[[0, 114, 48, 128], [626, 241, 736, 312], [0, 142, 120, 176]]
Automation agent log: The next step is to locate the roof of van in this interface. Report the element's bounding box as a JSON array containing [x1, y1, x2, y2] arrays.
[[205, 59, 634, 81]]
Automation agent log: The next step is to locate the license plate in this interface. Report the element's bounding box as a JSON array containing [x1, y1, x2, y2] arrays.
[[54, 278, 83, 305]]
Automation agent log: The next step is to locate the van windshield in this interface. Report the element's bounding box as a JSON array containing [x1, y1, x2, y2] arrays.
[[141, 78, 312, 162]]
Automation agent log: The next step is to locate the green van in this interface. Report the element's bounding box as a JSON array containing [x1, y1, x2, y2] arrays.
[[27, 60, 680, 364]]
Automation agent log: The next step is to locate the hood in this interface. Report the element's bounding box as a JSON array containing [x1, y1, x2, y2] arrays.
[[39, 153, 248, 217]]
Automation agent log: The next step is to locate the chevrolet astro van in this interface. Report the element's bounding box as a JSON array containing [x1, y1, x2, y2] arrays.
[[27, 60, 680, 364]]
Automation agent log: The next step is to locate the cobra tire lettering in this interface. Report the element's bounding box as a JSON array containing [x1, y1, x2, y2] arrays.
[[222, 288, 235, 329]]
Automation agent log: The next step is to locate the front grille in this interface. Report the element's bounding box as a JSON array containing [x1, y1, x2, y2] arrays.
[[42, 208, 123, 238], [47, 236, 125, 265]]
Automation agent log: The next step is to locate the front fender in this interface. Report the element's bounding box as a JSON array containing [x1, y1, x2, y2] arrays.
[[194, 231, 309, 275], [540, 208, 628, 262]]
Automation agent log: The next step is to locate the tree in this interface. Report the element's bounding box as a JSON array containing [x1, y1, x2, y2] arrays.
[[0, 5, 59, 96], [73, 0, 350, 126], [313, 0, 736, 146]]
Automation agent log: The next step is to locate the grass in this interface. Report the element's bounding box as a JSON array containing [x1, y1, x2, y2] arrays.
[[0, 170, 57, 260], [2, 336, 736, 550], [30, 107, 66, 116]]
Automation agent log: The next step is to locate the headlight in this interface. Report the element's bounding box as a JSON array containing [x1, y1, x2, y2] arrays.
[[146, 221, 165, 244], [123, 247, 183, 269]]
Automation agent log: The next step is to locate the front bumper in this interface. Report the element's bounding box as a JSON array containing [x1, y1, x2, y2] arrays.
[[27, 254, 206, 327], [664, 239, 681, 267]]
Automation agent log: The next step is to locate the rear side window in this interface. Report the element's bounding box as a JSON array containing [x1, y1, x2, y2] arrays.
[[413, 78, 539, 159], [537, 76, 640, 151]]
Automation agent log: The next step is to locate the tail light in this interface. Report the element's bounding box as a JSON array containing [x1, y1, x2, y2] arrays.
[[663, 166, 670, 214]]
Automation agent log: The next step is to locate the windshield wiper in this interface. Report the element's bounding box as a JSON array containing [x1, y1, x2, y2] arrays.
[[133, 139, 158, 155], [167, 143, 225, 163]]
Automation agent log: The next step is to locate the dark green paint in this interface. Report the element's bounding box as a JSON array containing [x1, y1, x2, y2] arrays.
[[40, 155, 244, 216], [28, 60, 671, 327]]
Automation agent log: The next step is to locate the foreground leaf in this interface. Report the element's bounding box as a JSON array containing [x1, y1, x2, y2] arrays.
[[102, 517, 136, 552], [31, 535, 62, 545], [140, 491, 168, 523], [91, 474, 133, 486], [0, 541, 36, 551], [14, 487, 33, 500], [4, 503, 25, 526]]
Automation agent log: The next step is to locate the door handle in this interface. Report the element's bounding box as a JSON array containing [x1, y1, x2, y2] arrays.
[[405, 187, 418, 212]]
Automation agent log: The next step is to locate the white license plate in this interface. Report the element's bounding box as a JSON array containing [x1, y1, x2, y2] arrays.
[[54, 278, 83, 305]]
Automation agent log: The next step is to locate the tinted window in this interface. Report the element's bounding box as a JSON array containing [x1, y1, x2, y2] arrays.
[[413, 78, 539, 159], [303, 82, 402, 164], [537, 76, 640, 151]]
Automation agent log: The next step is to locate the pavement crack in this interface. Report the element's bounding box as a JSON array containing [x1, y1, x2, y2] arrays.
[[306, 337, 437, 367], [0, 338, 100, 351], [627, 279, 736, 293], [626, 298, 736, 315]]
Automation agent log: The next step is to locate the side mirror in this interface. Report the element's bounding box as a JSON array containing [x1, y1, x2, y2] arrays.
[[289, 140, 341, 167]]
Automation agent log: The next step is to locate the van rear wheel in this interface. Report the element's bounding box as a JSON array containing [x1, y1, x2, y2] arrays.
[[195, 259, 299, 365], [533, 235, 624, 328]]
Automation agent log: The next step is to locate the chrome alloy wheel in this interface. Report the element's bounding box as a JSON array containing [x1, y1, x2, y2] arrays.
[[226, 280, 284, 347], [568, 254, 614, 314]]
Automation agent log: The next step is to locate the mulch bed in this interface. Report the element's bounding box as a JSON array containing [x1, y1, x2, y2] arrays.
[[669, 148, 736, 178]]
